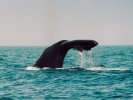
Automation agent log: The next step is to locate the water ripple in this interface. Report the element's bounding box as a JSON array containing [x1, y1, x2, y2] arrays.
[[0, 46, 133, 99]]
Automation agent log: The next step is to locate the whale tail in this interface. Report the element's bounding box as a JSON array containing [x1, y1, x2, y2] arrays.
[[33, 40, 98, 68]]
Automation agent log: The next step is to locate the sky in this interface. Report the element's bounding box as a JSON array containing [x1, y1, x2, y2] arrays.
[[0, 0, 133, 46]]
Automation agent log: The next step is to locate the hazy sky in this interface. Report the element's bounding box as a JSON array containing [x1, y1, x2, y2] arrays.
[[0, 0, 133, 46]]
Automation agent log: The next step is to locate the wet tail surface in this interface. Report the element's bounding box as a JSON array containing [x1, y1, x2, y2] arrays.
[[34, 40, 98, 68]]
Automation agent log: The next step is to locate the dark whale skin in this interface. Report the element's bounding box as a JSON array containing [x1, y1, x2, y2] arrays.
[[33, 40, 98, 68]]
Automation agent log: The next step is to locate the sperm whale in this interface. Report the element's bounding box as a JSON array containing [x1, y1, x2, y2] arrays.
[[33, 40, 98, 68]]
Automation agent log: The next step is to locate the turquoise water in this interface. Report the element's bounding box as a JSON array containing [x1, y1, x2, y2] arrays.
[[0, 46, 133, 100]]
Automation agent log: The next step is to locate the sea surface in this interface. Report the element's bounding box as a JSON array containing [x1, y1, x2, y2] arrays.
[[0, 46, 133, 100]]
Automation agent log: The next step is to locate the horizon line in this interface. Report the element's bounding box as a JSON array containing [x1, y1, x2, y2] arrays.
[[0, 44, 133, 47]]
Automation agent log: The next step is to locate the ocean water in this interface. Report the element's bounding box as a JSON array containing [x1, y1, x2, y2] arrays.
[[0, 46, 133, 100]]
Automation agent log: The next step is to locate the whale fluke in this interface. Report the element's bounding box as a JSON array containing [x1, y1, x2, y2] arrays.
[[33, 40, 98, 68]]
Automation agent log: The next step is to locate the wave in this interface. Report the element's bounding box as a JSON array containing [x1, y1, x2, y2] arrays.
[[26, 66, 129, 71], [86, 67, 129, 71], [0, 97, 13, 100]]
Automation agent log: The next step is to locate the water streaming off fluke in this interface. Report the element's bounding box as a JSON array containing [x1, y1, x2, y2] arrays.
[[78, 50, 93, 69]]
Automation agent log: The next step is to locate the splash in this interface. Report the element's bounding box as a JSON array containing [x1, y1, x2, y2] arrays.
[[78, 50, 93, 68], [88, 50, 93, 67], [78, 51, 84, 68]]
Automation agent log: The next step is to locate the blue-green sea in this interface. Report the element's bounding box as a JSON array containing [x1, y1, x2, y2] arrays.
[[0, 46, 133, 100]]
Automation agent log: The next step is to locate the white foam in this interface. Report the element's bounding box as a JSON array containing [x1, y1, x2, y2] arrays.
[[26, 66, 50, 70], [43, 67, 51, 70], [86, 67, 129, 71], [26, 66, 129, 71], [26, 66, 41, 70], [55, 68, 63, 70]]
